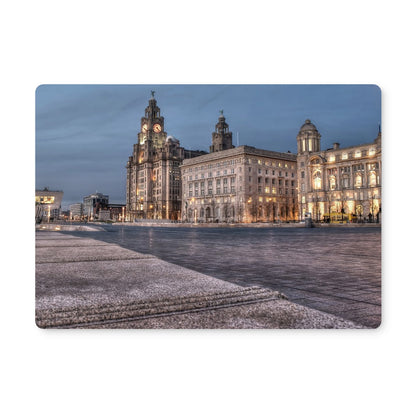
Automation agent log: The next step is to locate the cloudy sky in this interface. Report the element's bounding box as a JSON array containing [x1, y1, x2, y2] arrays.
[[36, 84, 381, 209]]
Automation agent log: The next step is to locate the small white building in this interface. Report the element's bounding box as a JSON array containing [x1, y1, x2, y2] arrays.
[[35, 188, 63, 222]]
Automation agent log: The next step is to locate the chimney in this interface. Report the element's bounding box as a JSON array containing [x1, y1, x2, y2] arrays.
[[333, 142, 340, 150]]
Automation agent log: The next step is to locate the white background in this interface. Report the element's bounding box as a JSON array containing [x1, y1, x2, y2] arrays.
[[1, 1, 414, 415]]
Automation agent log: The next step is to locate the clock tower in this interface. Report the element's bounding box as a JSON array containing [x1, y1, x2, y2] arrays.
[[126, 92, 184, 221], [138, 91, 167, 147]]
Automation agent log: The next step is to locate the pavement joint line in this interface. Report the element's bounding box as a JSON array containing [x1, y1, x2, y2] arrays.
[[36, 243, 119, 248], [277, 284, 381, 306], [36, 256, 156, 264]]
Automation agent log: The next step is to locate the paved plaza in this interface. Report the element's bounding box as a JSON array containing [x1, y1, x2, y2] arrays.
[[35, 231, 364, 329], [64, 225, 381, 327]]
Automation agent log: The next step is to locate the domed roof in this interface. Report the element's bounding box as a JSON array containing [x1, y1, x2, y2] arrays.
[[166, 136, 179, 143], [299, 119, 318, 132]]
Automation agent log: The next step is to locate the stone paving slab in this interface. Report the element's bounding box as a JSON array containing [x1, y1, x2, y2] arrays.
[[36, 239, 114, 248], [35, 231, 366, 329], [83, 299, 364, 329], [36, 245, 155, 263]]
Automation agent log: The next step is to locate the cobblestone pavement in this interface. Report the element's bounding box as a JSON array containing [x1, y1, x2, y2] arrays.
[[67, 225, 381, 327]]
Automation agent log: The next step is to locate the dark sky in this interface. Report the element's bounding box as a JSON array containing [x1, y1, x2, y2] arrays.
[[36, 84, 381, 209]]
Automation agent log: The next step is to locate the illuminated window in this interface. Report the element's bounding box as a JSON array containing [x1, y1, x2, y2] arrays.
[[329, 176, 336, 190], [313, 171, 322, 190], [342, 153, 348, 160], [369, 148, 376, 156], [355, 174, 362, 188], [265, 186, 270, 193], [328, 155, 335, 162], [35, 196, 55, 204], [369, 172, 377, 186], [355, 150, 361, 158]]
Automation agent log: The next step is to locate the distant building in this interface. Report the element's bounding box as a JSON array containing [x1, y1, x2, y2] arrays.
[[35, 187, 63, 222], [83, 192, 109, 220], [107, 204, 126, 221], [181, 114, 298, 223], [126, 93, 206, 221], [69, 203, 83, 220], [296, 119, 382, 222]]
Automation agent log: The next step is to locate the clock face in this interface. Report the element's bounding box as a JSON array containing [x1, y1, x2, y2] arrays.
[[142, 123, 148, 133], [153, 123, 162, 133]]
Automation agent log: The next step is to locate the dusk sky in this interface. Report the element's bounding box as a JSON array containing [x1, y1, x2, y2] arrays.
[[36, 84, 381, 209]]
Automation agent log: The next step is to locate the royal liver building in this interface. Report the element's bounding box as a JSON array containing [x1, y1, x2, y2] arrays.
[[126, 93, 205, 220]]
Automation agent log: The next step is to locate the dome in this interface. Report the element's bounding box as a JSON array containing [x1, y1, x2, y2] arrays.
[[299, 119, 318, 132], [166, 136, 179, 143]]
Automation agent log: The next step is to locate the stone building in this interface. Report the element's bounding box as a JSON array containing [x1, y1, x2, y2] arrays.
[[126, 93, 205, 221], [296, 119, 382, 222], [181, 114, 298, 223]]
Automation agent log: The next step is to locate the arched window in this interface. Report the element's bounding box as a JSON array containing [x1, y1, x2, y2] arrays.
[[313, 171, 322, 190], [369, 172, 377, 186], [329, 175, 336, 190], [355, 174, 362, 188]]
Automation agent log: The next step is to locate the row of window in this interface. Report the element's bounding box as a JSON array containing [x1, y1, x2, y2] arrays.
[[307, 171, 380, 191], [184, 158, 295, 174], [311, 148, 377, 164]]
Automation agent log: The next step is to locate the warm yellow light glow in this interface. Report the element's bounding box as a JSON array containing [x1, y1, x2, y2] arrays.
[[369, 172, 377, 186], [35, 196, 55, 204], [328, 155, 335, 162]]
